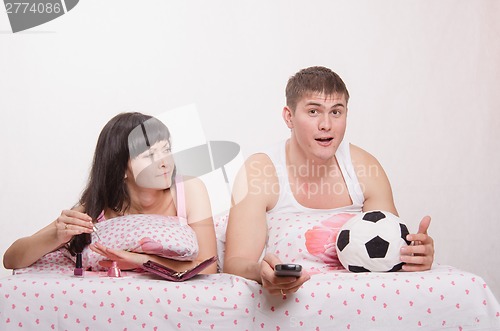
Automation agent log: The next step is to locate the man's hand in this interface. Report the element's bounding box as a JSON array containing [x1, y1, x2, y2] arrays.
[[260, 253, 311, 296], [400, 216, 434, 271]]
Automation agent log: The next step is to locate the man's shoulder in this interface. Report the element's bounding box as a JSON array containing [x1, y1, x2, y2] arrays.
[[245, 139, 285, 169], [349, 143, 380, 166], [232, 151, 280, 209], [252, 139, 285, 158], [247, 152, 274, 163], [244, 153, 276, 176]]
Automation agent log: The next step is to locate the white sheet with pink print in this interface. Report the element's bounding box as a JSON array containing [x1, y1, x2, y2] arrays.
[[260, 211, 500, 330], [1, 211, 499, 330], [255, 265, 500, 330], [0, 270, 259, 331], [1, 265, 499, 330]]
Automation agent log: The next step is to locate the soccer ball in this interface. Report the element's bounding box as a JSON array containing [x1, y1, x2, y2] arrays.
[[335, 210, 411, 272]]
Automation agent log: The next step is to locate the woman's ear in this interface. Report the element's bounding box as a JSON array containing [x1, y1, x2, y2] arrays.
[[282, 106, 294, 129], [124, 161, 132, 180]]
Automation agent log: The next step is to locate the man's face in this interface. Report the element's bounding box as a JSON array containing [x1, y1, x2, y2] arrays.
[[128, 140, 175, 190], [284, 92, 348, 162]]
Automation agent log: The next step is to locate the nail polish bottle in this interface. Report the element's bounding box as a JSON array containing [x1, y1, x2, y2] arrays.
[[107, 261, 121, 277], [74, 253, 84, 277]]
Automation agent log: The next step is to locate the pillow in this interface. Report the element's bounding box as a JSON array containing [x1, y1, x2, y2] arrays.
[[213, 211, 229, 271], [83, 214, 199, 271], [266, 211, 357, 274], [14, 249, 75, 275]]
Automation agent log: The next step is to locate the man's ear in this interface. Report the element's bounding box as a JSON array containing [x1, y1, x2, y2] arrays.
[[282, 106, 294, 129]]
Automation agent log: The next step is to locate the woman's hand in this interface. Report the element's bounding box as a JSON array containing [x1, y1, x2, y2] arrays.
[[260, 253, 311, 296], [54, 209, 94, 245], [89, 242, 148, 270], [400, 216, 434, 271]]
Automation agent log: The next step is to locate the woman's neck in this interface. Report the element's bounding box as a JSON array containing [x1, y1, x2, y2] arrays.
[[113, 175, 175, 216], [128, 188, 173, 215]]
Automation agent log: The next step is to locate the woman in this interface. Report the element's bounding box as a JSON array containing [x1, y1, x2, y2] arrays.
[[3, 112, 217, 274]]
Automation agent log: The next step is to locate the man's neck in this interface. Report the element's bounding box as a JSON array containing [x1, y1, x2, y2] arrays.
[[285, 139, 339, 181]]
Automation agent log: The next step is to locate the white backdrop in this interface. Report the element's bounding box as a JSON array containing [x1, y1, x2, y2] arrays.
[[1, 1, 499, 299]]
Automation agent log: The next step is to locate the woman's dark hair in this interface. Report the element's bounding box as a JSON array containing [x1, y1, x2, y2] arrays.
[[68, 112, 172, 254]]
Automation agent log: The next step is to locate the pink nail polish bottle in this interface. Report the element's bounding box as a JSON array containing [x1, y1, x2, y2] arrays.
[[74, 253, 84, 277], [107, 261, 121, 277]]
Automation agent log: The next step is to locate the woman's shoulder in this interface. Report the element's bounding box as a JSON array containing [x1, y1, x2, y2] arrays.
[[176, 175, 213, 222], [176, 175, 209, 200], [177, 175, 206, 189]]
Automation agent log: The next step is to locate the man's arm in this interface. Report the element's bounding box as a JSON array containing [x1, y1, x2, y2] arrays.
[[351, 144, 434, 271], [223, 154, 272, 281], [350, 144, 398, 215], [224, 154, 311, 293]]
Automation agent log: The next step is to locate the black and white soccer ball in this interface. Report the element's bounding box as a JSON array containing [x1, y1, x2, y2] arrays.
[[335, 210, 411, 272]]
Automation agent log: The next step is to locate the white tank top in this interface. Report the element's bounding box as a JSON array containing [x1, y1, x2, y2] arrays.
[[260, 139, 364, 215]]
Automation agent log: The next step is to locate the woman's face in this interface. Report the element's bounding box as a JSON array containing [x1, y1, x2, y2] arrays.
[[128, 140, 175, 190]]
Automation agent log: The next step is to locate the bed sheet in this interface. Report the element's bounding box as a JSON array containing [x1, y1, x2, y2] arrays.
[[2, 212, 500, 330], [1, 265, 499, 331], [0, 271, 257, 330], [255, 264, 500, 331]]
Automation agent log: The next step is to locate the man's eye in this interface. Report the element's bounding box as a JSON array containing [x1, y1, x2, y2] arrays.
[[309, 109, 318, 114]]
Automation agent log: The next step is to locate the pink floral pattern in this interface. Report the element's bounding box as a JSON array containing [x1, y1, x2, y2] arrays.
[[304, 213, 355, 267]]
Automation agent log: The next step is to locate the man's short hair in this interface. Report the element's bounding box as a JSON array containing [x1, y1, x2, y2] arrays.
[[286, 66, 350, 112]]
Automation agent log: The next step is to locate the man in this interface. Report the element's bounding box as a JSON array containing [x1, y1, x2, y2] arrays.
[[224, 66, 434, 296]]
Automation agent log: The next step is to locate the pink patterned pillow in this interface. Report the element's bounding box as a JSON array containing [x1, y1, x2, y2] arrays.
[[83, 214, 199, 271], [14, 250, 75, 274]]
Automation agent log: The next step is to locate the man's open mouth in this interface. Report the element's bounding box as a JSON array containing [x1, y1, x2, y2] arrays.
[[315, 137, 333, 142]]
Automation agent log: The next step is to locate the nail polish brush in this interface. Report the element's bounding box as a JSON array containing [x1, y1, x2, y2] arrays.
[[92, 224, 101, 241]]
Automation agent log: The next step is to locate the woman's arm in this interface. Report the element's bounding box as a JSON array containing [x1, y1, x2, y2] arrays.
[[182, 176, 217, 274], [3, 207, 94, 269]]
